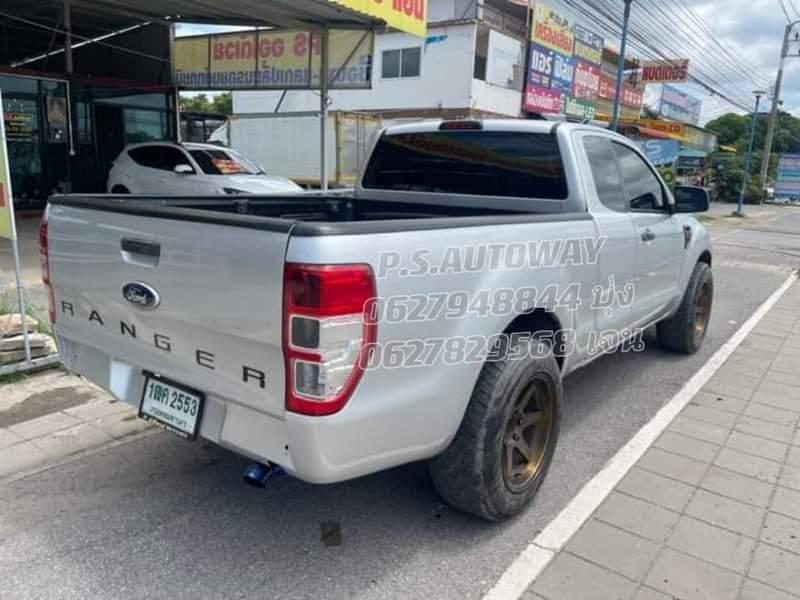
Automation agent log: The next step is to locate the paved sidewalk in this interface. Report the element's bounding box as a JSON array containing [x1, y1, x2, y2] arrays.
[[0, 372, 151, 480], [526, 280, 800, 600]]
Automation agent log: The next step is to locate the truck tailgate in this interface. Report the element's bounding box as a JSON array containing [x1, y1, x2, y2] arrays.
[[46, 203, 290, 420]]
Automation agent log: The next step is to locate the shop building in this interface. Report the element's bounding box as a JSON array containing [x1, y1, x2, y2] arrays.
[[1, 21, 176, 207], [232, 0, 530, 120]]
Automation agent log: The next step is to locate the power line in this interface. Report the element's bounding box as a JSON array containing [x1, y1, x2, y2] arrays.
[[558, 0, 766, 112], [777, 0, 793, 22], [633, 0, 767, 104]]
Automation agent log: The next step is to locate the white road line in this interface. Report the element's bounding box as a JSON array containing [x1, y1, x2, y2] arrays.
[[483, 270, 799, 600]]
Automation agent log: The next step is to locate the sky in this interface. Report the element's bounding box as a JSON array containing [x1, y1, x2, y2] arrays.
[[689, 0, 796, 121], [175, 0, 796, 124]]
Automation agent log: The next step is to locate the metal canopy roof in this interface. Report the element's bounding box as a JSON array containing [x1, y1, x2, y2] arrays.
[[0, 0, 379, 66]]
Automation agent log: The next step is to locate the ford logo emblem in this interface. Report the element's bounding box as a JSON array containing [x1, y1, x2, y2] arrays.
[[122, 282, 160, 310]]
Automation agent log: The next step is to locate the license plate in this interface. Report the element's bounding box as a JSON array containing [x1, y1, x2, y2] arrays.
[[139, 373, 204, 440]]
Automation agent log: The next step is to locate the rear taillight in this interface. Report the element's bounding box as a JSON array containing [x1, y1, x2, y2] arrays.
[[39, 216, 55, 324], [283, 263, 376, 416]]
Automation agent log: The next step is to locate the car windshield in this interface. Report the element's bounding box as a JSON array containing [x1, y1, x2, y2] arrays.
[[188, 148, 263, 175]]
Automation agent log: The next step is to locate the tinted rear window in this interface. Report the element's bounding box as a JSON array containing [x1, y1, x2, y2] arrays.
[[361, 131, 567, 199]]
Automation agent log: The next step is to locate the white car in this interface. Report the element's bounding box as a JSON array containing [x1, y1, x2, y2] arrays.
[[107, 142, 303, 195]]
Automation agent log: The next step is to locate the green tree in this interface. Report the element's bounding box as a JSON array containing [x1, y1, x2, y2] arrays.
[[706, 111, 800, 183], [705, 113, 749, 147], [179, 92, 232, 115]]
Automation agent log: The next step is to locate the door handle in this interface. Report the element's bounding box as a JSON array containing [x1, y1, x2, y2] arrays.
[[641, 229, 656, 242], [121, 238, 160, 267]]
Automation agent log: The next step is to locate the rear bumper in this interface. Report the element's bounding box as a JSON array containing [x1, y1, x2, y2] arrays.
[[57, 335, 441, 484]]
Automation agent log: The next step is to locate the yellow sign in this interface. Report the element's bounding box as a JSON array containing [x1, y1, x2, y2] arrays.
[[329, 0, 427, 37], [175, 29, 374, 90], [636, 118, 685, 140], [531, 2, 574, 55], [0, 92, 17, 241]]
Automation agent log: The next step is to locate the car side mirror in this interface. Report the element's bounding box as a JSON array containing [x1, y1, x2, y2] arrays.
[[673, 186, 709, 213], [174, 164, 193, 175]]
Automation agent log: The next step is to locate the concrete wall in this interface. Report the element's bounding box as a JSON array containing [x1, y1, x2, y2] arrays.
[[470, 79, 522, 117]]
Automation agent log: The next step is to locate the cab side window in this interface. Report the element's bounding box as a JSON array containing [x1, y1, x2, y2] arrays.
[[583, 136, 626, 212], [612, 143, 666, 212]]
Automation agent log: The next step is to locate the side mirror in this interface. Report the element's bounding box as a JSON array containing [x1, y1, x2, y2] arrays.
[[174, 164, 194, 175], [673, 186, 709, 213]]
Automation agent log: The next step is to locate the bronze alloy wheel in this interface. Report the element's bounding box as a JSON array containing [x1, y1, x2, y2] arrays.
[[694, 280, 712, 340], [502, 375, 556, 493]]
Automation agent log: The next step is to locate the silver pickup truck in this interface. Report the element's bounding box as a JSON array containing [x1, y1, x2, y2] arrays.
[[41, 120, 712, 520]]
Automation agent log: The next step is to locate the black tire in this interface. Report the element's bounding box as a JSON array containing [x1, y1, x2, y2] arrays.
[[657, 261, 713, 354], [429, 337, 562, 521], [111, 185, 130, 194]]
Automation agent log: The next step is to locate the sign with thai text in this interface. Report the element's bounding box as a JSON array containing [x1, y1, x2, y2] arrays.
[[175, 29, 373, 90], [573, 24, 603, 65], [523, 84, 563, 113], [531, 2, 574, 55], [640, 59, 690, 84]]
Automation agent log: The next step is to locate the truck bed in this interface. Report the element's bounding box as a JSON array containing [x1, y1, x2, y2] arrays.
[[48, 193, 585, 237]]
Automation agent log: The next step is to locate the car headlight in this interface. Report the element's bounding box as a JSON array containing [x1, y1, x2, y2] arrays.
[[223, 187, 248, 195]]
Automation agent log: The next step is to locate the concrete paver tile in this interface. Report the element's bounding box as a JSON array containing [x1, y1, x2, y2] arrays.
[[0, 427, 24, 451], [532, 552, 636, 600], [0, 441, 49, 478], [749, 543, 800, 595], [645, 548, 741, 600], [700, 466, 774, 508], [761, 511, 800, 554], [685, 489, 766, 538], [765, 371, 800, 389], [682, 405, 739, 429], [30, 422, 113, 459], [734, 416, 794, 443], [566, 519, 660, 581], [691, 391, 748, 415], [770, 486, 800, 521], [638, 447, 709, 485], [654, 431, 719, 463], [63, 399, 134, 422], [726, 430, 788, 463], [724, 357, 773, 378], [632, 587, 671, 600], [616, 468, 695, 513], [780, 464, 800, 492], [666, 515, 755, 573], [7, 411, 82, 440], [87, 411, 151, 440], [594, 491, 680, 543], [743, 402, 800, 426], [714, 447, 782, 484], [703, 374, 760, 401], [740, 578, 800, 600], [669, 415, 730, 444]]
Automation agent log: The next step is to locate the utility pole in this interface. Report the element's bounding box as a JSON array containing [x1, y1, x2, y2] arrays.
[[759, 22, 797, 197], [736, 90, 766, 217], [611, 0, 633, 131]]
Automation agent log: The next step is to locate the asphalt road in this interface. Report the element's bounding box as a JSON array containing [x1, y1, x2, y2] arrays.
[[1, 204, 799, 600]]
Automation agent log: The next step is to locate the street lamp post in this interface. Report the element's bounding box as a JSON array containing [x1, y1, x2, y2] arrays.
[[611, 0, 634, 132], [735, 90, 766, 217]]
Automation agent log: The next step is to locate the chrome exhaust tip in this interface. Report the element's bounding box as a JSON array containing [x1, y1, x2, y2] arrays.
[[242, 462, 284, 488]]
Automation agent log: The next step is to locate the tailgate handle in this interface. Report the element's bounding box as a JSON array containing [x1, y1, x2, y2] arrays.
[[121, 238, 160, 258], [121, 238, 160, 267]]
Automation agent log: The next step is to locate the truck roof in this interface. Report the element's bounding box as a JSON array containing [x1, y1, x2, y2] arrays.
[[380, 119, 610, 137]]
